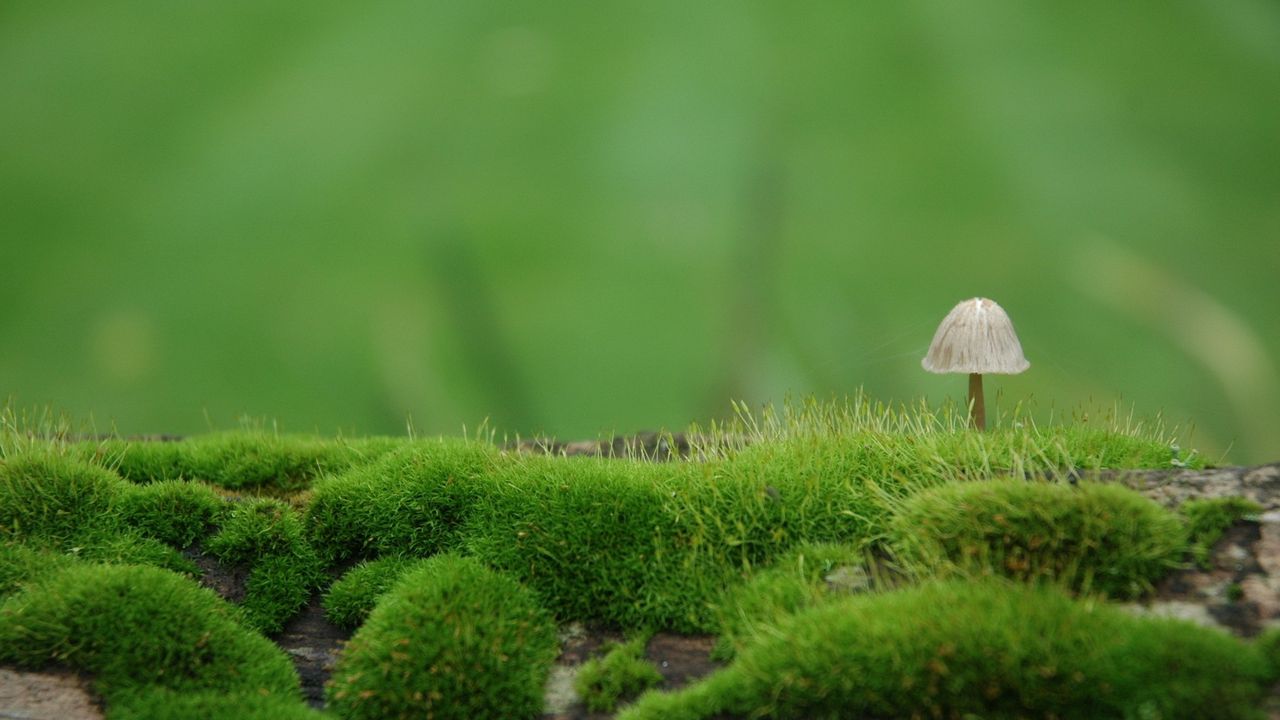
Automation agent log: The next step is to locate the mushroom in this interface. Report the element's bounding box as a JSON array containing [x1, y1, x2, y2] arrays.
[[922, 298, 1029, 430]]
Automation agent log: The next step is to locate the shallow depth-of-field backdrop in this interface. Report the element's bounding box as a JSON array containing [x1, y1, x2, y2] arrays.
[[2, 1, 1278, 463]]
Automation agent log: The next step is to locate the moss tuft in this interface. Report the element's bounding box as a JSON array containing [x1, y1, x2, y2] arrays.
[[207, 499, 322, 633], [323, 555, 426, 630], [465, 455, 737, 631], [80, 432, 405, 491], [0, 452, 128, 543], [620, 580, 1272, 720], [1182, 496, 1263, 569], [575, 634, 663, 713], [0, 563, 300, 703], [888, 479, 1186, 597], [117, 479, 226, 548], [327, 553, 557, 720], [0, 454, 200, 576], [305, 440, 498, 564]]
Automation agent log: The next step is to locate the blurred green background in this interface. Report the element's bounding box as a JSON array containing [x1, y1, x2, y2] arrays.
[[2, 1, 1278, 463]]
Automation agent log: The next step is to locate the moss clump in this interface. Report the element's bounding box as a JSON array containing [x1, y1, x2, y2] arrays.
[[466, 455, 737, 631], [575, 635, 663, 713], [207, 499, 323, 633], [323, 555, 426, 630], [305, 440, 498, 564], [0, 563, 300, 704], [1182, 496, 1263, 568], [0, 452, 127, 543], [619, 580, 1272, 720], [208, 498, 310, 563], [117, 479, 226, 547], [888, 479, 1186, 597], [327, 554, 557, 720], [81, 432, 405, 491], [0, 452, 197, 575]]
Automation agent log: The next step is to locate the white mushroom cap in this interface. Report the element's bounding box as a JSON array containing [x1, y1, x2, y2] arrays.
[[922, 298, 1029, 374]]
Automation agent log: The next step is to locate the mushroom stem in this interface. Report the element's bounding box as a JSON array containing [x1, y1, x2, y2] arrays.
[[968, 373, 986, 431]]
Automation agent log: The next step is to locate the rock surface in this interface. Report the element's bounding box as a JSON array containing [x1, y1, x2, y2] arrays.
[[0, 668, 101, 720]]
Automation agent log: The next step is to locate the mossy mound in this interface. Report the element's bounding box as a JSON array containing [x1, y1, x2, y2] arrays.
[[116, 479, 226, 547], [0, 452, 199, 575], [323, 555, 427, 630], [888, 479, 1187, 597], [327, 553, 558, 720], [304, 439, 498, 564], [620, 580, 1274, 720], [465, 455, 733, 631], [207, 498, 324, 634], [575, 635, 663, 713], [0, 563, 300, 705], [79, 432, 405, 491], [712, 542, 869, 659], [0, 452, 127, 543]]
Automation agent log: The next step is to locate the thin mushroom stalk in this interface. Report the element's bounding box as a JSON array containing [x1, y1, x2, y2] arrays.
[[968, 372, 985, 431], [922, 298, 1028, 431]]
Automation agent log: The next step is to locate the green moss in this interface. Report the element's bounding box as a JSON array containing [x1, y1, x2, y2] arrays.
[[465, 416, 1193, 631], [0, 452, 128, 542], [117, 479, 226, 547], [888, 479, 1187, 597], [304, 439, 499, 563], [109, 688, 324, 719], [80, 432, 405, 491], [323, 555, 426, 630], [467, 439, 910, 631], [240, 554, 321, 635], [207, 499, 322, 633], [208, 498, 309, 563], [0, 542, 74, 599], [466, 455, 736, 631], [176, 432, 399, 491], [1255, 626, 1280, 681], [1182, 496, 1263, 569], [0, 454, 199, 576], [0, 563, 300, 704], [684, 438, 893, 568], [70, 529, 198, 576], [699, 396, 1199, 473], [327, 554, 558, 720], [619, 580, 1271, 720], [712, 542, 868, 660], [76, 439, 188, 483], [575, 634, 663, 713]]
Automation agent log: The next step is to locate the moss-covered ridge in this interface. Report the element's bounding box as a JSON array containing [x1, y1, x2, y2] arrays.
[[3, 397, 1272, 719], [619, 580, 1274, 720]]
